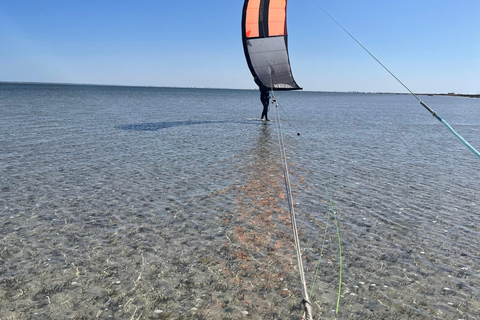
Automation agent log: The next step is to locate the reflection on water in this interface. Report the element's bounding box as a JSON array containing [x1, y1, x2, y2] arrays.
[[211, 123, 306, 318], [1, 84, 479, 319]]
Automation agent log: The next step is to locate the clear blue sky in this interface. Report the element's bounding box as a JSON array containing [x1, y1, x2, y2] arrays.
[[1, 0, 479, 93]]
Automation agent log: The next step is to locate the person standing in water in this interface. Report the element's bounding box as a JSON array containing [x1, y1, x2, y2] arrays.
[[260, 87, 270, 121]]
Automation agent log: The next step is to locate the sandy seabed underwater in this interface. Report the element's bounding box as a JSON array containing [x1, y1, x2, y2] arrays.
[[1, 83, 479, 319]]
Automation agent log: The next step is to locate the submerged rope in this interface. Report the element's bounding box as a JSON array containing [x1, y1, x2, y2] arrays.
[[268, 88, 345, 319], [308, 188, 343, 320], [318, 5, 480, 160], [331, 194, 343, 319], [270, 90, 313, 320]]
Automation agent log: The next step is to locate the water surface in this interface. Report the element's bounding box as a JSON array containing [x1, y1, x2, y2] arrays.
[[1, 84, 479, 319]]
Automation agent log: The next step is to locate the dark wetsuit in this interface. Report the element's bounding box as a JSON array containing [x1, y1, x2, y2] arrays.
[[260, 88, 270, 121]]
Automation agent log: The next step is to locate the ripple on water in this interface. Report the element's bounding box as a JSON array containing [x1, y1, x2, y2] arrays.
[[1, 85, 479, 319]]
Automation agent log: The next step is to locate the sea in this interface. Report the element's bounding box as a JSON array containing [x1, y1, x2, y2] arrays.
[[1, 83, 479, 319]]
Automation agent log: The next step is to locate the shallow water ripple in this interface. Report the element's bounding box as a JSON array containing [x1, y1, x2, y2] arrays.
[[1, 84, 479, 319]]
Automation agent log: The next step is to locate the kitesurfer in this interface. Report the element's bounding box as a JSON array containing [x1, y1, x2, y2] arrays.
[[260, 87, 270, 121]]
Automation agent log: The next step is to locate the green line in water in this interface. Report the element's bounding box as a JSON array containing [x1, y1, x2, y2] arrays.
[[331, 195, 343, 319], [309, 189, 343, 318], [309, 215, 329, 298]]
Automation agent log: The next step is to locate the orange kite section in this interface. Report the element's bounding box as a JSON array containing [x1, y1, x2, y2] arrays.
[[245, 0, 261, 38], [244, 0, 287, 38], [268, 0, 287, 36]]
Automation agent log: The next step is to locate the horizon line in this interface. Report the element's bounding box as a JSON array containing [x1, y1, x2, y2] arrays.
[[0, 81, 477, 97]]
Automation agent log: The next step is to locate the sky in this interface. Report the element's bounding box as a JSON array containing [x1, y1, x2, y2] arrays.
[[0, 0, 479, 93]]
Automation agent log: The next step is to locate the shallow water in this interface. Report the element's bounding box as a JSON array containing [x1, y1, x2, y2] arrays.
[[0, 83, 479, 319]]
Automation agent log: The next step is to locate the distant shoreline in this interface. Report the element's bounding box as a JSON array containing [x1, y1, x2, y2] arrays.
[[435, 93, 480, 99], [0, 81, 479, 98], [377, 92, 480, 99]]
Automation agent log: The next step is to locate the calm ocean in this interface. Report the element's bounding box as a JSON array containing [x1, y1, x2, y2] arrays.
[[1, 83, 479, 319]]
